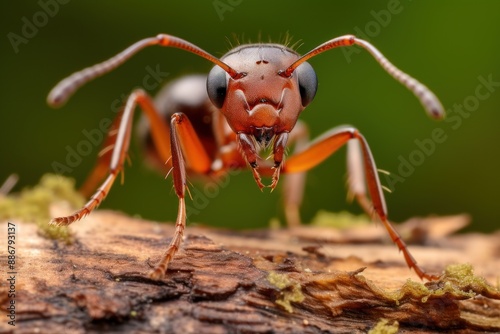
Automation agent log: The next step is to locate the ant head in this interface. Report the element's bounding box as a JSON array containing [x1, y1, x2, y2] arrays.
[[207, 44, 317, 147]]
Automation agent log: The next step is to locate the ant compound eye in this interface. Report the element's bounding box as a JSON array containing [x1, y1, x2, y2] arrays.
[[295, 62, 318, 107], [207, 65, 228, 109]]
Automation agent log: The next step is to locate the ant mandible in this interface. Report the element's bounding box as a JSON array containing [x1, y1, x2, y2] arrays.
[[47, 34, 444, 280]]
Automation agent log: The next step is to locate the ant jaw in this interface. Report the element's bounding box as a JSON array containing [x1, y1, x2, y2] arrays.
[[252, 126, 276, 149], [237, 131, 289, 191]]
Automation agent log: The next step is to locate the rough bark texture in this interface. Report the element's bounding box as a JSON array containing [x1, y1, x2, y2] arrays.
[[1, 207, 499, 334]]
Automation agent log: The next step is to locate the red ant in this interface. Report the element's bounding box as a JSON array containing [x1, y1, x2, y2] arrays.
[[47, 34, 444, 280]]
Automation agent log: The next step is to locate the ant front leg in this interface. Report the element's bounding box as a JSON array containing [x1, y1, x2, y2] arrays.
[[149, 112, 212, 280], [282, 125, 438, 280], [50, 89, 172, 225]]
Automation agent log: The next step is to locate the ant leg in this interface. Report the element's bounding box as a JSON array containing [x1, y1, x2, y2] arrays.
[[282, 125, 438, 280], [149, 112, 212, 280], [78, 111, 125, 197], [345, 138, 438, 280], [346, 139, 379, 217], [50, 89, 172, 226], [282, 120, 309, 227]]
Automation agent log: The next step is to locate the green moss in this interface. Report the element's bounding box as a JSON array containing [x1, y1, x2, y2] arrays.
[[444, 263, 500, 298], [267, 271, 305, 313], [387, 276, 469, 305], [368, 319, 399, 334], [0, 174, 84, 243], [445, 263, 483, 288], [379, 263, 498, 306], [268, 217, 281, 230], [309, 210, 370, 229], [38, 223, 75, 244]]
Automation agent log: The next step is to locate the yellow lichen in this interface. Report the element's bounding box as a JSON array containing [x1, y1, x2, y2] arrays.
[[0, 174, 84, 243], [267, 271, 305, 313], [368, 318, 399, 334]]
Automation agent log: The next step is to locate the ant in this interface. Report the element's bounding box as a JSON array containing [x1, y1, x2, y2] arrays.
[[47, 34, 444, 280]]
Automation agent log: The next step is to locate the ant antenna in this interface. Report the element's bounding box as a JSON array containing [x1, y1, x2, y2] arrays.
[[282, 35, 445, 119], [47, 34, 240, 107]]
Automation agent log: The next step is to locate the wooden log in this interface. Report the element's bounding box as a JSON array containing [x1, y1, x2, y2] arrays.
[[0, 207, 499, 333]]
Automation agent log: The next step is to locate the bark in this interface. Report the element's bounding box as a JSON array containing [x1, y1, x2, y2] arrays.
[[1, 207, 499, 334]]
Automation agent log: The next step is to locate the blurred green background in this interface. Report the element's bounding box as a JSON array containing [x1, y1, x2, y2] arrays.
[[2, 1, 499, 232]]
